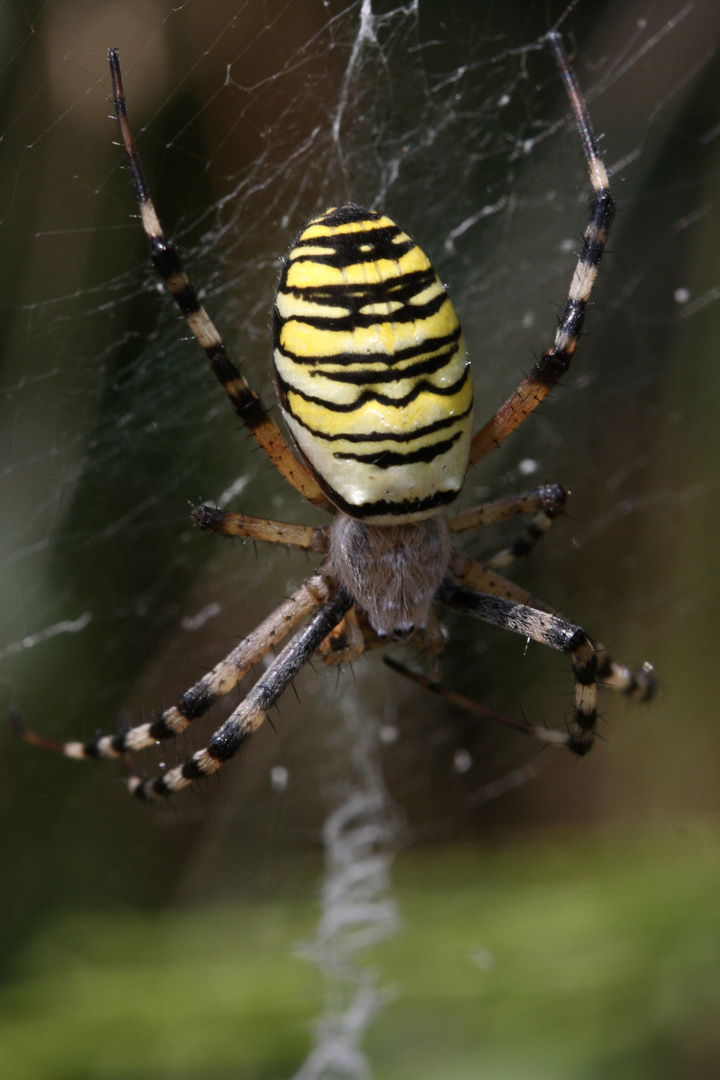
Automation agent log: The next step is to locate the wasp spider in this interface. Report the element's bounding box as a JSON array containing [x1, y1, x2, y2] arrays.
[[14, 33, 656, 800]]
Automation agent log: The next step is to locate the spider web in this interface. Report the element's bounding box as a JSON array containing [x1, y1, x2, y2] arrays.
[[2, 1, 720, 1077]]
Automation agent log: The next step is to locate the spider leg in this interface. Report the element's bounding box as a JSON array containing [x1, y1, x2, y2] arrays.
[[469, 759, 550, 806], [315, 606, 366, 666], [449, 483, 567, 534], [450, 482, 567, 569], [192, 507, 367, 665], [595, 647, 657, 703], [437, 578, 599, 755], [468, 31, 614, 467], [192, 505, 328, 552], [481, 515, 556, 571], [447, 554, 656, 704], [13, 571, 333, 763], [128, 590, 353, 800], [414, 608, 446, 680], [384, 657, 568, 747], [449, 553, 549, 607], [108, 51, 329, 509]]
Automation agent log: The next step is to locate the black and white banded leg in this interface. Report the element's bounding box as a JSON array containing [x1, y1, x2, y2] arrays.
[[437, 578, 599, 755], [469, 30, 615, 466], [450, 483, 568, 570], [128, 589, 353, 800], [12, 572, 332, 765], [446, 552, 656, 707], [109, 50, 328, 508], [596, 647, 656, 703]]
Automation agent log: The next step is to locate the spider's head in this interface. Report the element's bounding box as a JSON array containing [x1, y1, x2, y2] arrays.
[[328, 514, 452, 641]]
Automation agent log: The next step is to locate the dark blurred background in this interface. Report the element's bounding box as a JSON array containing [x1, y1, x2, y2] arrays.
[[1, 1, 719, 1077]]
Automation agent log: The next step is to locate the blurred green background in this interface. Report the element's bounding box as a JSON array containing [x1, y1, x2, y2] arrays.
[[1, 1, 719, 1078]]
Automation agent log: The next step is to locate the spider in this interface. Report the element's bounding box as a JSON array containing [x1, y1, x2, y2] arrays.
[[14, 31, 656, 801]]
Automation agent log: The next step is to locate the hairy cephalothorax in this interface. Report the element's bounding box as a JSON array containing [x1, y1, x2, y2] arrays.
[[328, 515, 452, 641], [13, 33, 656, 801]]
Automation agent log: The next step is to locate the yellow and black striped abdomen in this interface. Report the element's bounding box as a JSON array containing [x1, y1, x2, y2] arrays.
[[273, 205, 473, 523]]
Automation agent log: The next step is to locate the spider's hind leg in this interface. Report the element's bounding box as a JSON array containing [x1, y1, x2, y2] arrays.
[[128, 588, 353, 801], [384, 656, 569, 748], [11, 571, 334, 769], [438, 578, 600, 756], [596, 648, 656, 703]]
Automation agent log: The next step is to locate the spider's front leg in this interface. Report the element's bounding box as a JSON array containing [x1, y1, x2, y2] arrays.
[[385, 656, 569, 748], [109, 50, 330, 510], [468, 31, 614, 468]]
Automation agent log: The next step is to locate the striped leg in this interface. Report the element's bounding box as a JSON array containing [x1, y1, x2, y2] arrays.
[[468, 30, 614, 467], [192, 509, 372, 667], [437, 578, 598, 755], [449, 552, 550, 607], [449, 483, 567, 569], [108, 51, 328, 509], [12, 572, 332, 764], [596, 647, 656, 703], [447, 554, 657, 704], [128, 590, 353, 800]]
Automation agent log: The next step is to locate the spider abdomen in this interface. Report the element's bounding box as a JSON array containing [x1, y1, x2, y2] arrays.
[[273, 204, 473, 523]]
